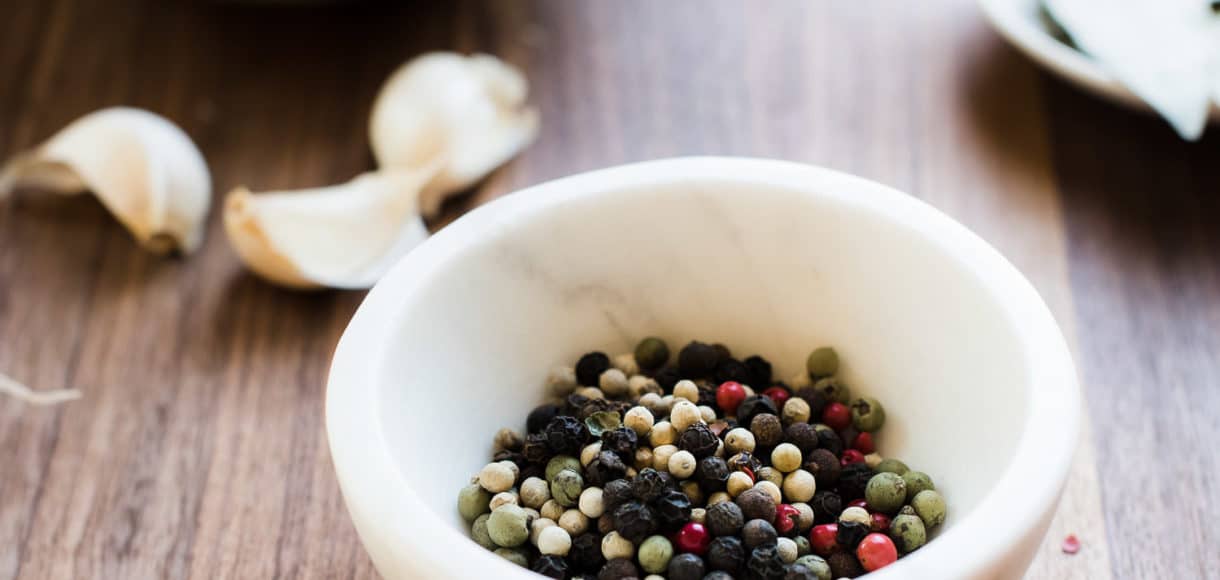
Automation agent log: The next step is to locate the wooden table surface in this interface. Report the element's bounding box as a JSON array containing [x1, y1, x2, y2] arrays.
[[2, 1, 1217, 578]]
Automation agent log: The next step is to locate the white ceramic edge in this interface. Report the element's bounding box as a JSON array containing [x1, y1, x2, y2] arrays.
[[976, 0, 1220, 121], [326, 157, 1081, 580]]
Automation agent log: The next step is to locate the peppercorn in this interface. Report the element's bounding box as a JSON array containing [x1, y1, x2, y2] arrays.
[[538, 525, 573, 557], [784, 563, 816, 580], [776, 537, 799, 564], [701, 499, 743, 536], [805, 347, 839, 379], [654, 489, 694, 531], [487, 504, 530, 547], [494, 547, 529, 567], [551, 469, 584, 507], [652, 444, 678, 472], [632, 468, 671, 502], [471, 514, 495, 549], [713, 358, 753, 386], [902, 471, 935, 501], [809, 491, 842, 524], [750, 414, 784, 450], [674, 379, 700, 403], [527, 404, 562, 434], [570, 532, 606, 572], [855, 533, 898, 572], [794, 555, 832, 580], [671, 400, 704, 432], [727, 451, 762, 475], [629, 376, 662, 399], [826, 551, 864, 578], [623, 406, 654, 436], [677, 341, 719, 378], [888, 512, 927, 553], [678, 423, 720, 459], [586, 411, 622, 438], [794, 534, 811, 556], [743, 518, 778, 548], [597, 558, 639, 580], [836, 520, 869, 550], [839, 449, 865, 466], [477, 461, 516, 494], [545, 416, 588, 456], [559, 509, 589, 536], [820, 402, 851, 432], [813, 378, 850, 405], [581, 442, 603, 467], [837, 463, 875, 501], [798, 450, 837, 490], [669, 450, 698, 479], [523, 433, 551, 464], [635, 535, 674, 574], [597, 513, 614, 535], [864, 472, 906, 514], [849, 397, 885, 432], [611, 500, 658, 542], [876, 458, 909, 475], [634, 447, 654, 471], [707, 536, 746, 572], [792, 502, 814, 532], [458, 482, 492, 521], [696, 456, 730, 492], [603, 479, 633, 509], [653, 367, 682, 391], [634, 337, 670, 370], [741, 355, 772, 387], [725, 427, 757, 455], [780, 398, 811, 427], [489, 491, 518, 511], [667, 553, 706, 580], [582, 450, 623, 486], [755, 480, 783, 506], [576, 352, 612, 386], [793, 387, 828, 418], [770, 443, 803, 473], [736, 488, 777, 523], [911, 490, 947, 528], [782, 470, 816, 503], [813, 428, 844, 457], [601, 427, 638, 460], [579, 487, 606, 519], [737, 395, 778, 427], [547, 455, 582, 481], [746, 543, 786, 580]]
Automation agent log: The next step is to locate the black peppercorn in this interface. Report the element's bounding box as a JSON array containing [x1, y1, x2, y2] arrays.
[[804, 449, 841, 488], [523, 433, 551, 464], [696, 456, 730, 492], [527, 404, 562, 434], [746, 544, 786, 580], [611, 500, 658, 542], [576, 352, 611, 386], [706, 501, 745, 536], [603, 479, 633, 509], [667, 553, 706, 580], [837, 463, 876, 501], [585, 451, 627, 487], [744, 355, 773, 389], [601, 427, 639, 461], [631, 468, 671, 502], [704, 572, 735, 580], [520, 464, 546, 483], [809, 491, 843, 524], [598, 558, 640, 580], [564, 393, 590, 416], [815, 428, 844, 457], [836, 520, 870, 551], [597, 513, 615, 535], [569, 532, 605, 572], [736, 488, 777, 524], [750, 414, 784, 450], [544, 416, 587, 455], [838, 427, 859, 451], [654, 489, 693, 531], [697, 383, 719, 409], [713, 358, 753, 385], [827, 552, 865, 578], [653, 367, 682, 392], [794, 386, 828, 418], [678, 341, 720, 378], [784, 563, 818, 580], [678, 423, 720, 459], [492, 449, 526, 469], [727, 451, 762, 474], [707, 536, 746, 572], [575, 397, 620, 421], [737, 395, 778, 427], [532, 554, 569, 579], [784, 423, 819, 456], [742, 519, 778, 549]]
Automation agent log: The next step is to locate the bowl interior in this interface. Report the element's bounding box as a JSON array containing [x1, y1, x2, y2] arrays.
[[376, 177, 1032, 543]]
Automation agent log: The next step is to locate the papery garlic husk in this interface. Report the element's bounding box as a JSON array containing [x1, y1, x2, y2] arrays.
[[0, 107, 211, 253], [369, 52, 539, 217], [223, 170, 434, 289]]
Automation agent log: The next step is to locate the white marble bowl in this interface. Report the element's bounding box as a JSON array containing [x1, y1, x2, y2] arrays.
[[326, 157, 1080, 579]]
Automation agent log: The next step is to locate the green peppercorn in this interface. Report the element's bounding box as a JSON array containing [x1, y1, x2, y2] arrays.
[[876, 458, 909, 475], [794, 535, 812, 557], [585, 411, 622, 437], [864, 472, 907, 514], [551, 468, 584, 507], [902, 471, 935, 501], [487, 504, 530, 547], [805, 347, 839, 378], [812, 377, 851, 404], [889, 512, 927, 553], [638, 535, 675, 574], [634, 337, 671, 370], [458, 482, 492, 521], [494, 547, 529, 567], [911, 489, 947, 528], [794, 555, 832, 580], [849, 397, 886, 432], [546, 455, 581, 482], [471, 513, 495, 549]]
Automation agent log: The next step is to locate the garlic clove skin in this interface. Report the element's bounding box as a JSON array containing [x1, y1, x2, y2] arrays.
[[369, 52, 539, 217], [223, 170, 433, 290], [0, 107, 211, 253]]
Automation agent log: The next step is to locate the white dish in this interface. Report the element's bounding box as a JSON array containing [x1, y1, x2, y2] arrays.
[[326, 157, 1081, 579], [978, 0, 1220, 121]]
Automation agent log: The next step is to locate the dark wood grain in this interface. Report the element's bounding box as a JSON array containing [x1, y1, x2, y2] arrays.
[[4, 0, 1216, 578]]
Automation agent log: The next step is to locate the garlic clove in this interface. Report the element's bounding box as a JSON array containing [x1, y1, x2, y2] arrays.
[[0, 107, 211, 253], [223, 170, 433, 290], [369, 52, 539, 217]]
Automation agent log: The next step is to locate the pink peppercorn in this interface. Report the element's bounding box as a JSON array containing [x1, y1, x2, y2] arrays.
[[675, 522, 712, 555], [810, 523, 840, 556], [822, 402, 851, 431], [775, 504, 800, 535], [856, 533, 898, 571], [840, 449, 865, 466], [762, 386, 791, 408], [716, 381, 747, 415], [852, 431, 876, 454]]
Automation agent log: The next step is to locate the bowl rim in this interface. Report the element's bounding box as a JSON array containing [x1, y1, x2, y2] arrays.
[[326, 156, 1080, 579]]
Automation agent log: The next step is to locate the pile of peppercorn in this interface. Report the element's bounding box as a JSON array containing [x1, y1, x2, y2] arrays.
[[456, 338, 948, 579]]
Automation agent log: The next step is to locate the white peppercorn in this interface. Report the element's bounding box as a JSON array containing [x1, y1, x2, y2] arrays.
[[548, 366, 578, 397], [579, 487, 606, 518], [653, 444, 678, 471], [639, 392, 665, 415], [530, 517, 556, 546], [707, 491, 731, 506], [782, 397, 811, 425], [681, 480, 704, 505], [756, 467, 784, 487], [650, 422, 676, 446], [602, 531, 635, 560], [777, 537, 798, 564], [840, 506, 871, 527], [792, 502, 815, 531], [727, 472, 753, 497], [691, 507, 707, 525], [674, 380, 700, 403], [624, 406, 655, 436], [490, 491, 519, 511], [629, 375, 661, 398], [698, 405, 717, 423], [479, 462, 516, 493], [540, 499, 564, 521], [725, 428, 756, 454], [783, 469, 816, 502], [658, 394, 676, 415], [634, 447, 654, 470], [612, 353, 640, 376], [671, 400, 703, 432], [520, 477, 550, 509], [559, 508, 590, 535], [494, 427, 524, 452], [668, 450, 697, 479], [581, 442, 603, 467], [771, 443, 803, 473], [538, 525, 572, 556], [755, 480, 782, 505], [599, 368, 629, 397], [500, 460, 520, 481], [865, 452, 883, 469], [575, 386, 605, 399], [715, 439, 725, 459], [522, 507, 540, 523]]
